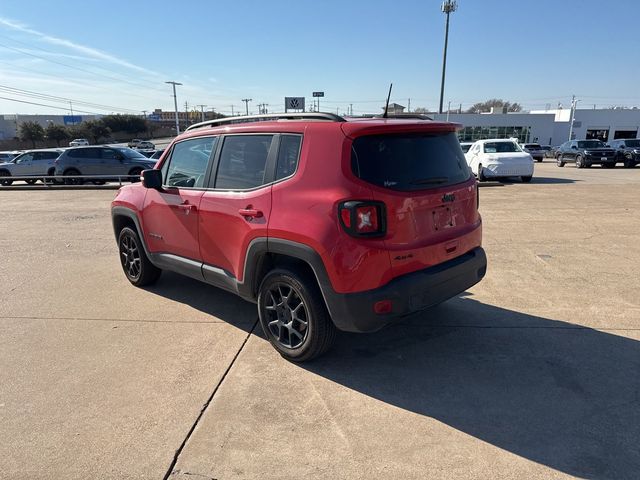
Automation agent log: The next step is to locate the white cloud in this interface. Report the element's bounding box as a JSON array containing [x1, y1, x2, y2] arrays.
[[0, 16, 161, 77]]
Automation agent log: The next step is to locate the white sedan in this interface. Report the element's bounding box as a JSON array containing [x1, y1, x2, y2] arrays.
[[465, 139, 534, 183]]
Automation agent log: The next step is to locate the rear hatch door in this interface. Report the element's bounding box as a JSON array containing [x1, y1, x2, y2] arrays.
[[350, 130, 480, 278]]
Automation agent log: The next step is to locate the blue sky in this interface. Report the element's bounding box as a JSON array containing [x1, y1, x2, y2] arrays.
[[0, 0, 639, 116]]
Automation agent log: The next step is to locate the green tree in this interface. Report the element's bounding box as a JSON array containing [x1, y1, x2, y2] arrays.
[[84, 120, 111, 144], [68, 124, 91, 141], [45, 123, 70, 147], [19, 121, 45, 148], [102, 114, 147, 135], [466, 99, 522, 114]]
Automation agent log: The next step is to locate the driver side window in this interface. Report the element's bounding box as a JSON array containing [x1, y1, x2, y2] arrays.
[[164, 137, 217, 188]]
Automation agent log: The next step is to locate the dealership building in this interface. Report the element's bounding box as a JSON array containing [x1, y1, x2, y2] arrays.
[[431, 108, 640, 146]]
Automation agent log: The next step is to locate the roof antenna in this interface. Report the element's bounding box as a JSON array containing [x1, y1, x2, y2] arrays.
[[382, 83, 393, 118]]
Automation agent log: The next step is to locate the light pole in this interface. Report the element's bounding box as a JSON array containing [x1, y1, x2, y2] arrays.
[[241, 98, 252, 115], [568, 95, 579, 141], [165, 81, 182, 134], [438, 0, 457, 114]]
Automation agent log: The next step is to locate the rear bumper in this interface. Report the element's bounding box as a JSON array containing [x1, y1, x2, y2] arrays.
[[323, 247, 487, 333]]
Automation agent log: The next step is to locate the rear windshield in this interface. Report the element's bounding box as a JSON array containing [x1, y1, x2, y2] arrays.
[[351, 132, 470, 191], [484, 142, 521, 153], [115, 147, 148, 159]]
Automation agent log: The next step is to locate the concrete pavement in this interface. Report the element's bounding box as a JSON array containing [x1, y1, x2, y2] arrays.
[[1, 161, 639, 479]]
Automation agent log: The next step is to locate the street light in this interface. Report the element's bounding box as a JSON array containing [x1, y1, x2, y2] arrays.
[[438, 0, 457, 115], [165, 81, 183, 134]]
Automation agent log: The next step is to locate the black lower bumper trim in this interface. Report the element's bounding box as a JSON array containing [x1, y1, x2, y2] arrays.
[[323, 247, 487, 333]]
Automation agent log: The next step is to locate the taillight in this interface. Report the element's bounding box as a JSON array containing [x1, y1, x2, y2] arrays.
[[338, 201, 386, 237]]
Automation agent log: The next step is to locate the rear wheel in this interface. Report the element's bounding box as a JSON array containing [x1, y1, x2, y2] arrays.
[[477, 163, 486, 181], [118, 227, 161, 287], [63, 168, 84, 185], [258, 268, 337, 362], [0, 170, 12, 186], [128, 167, 143, 183]]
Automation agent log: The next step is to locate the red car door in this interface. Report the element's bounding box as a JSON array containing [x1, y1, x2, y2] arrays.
[[141, 136, 217, 262], [199, 134, 279, 285]]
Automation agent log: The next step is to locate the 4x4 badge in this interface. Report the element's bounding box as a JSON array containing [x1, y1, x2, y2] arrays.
[[442, 193, 455, 203]]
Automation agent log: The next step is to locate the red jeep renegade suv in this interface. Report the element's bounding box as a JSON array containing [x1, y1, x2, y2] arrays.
[[111, 113, 486, 361]]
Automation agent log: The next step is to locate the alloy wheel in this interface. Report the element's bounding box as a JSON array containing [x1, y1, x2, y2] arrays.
[[263, 283, 309, 349], [120, 234, 141, 280]]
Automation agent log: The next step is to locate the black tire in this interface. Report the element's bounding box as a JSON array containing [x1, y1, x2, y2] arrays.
[[0, 170, 12, 186], [478, 163, 486, 182], [521, 175, 532, 183], [128, 167, 143, 183], [63, 168, 84, 185], [118, 227, 161, 287], [556, 155, 565, 167], [623, 157, 635, 168], [24, 179, 37, 185], [576, 155, 585, 169], [258, 268, 337, 362], [536, 158, 542, 163]]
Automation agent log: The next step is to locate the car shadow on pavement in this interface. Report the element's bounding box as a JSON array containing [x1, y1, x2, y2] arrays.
[[145, 271, 257, 331], [305, 295, 640, 480], [497, 177, 578, 185]]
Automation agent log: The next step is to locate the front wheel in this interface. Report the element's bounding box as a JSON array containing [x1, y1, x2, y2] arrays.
[[118, 227, 161, 287], [556, 155, 565, 167], [623, 158, 636, 168], [521, 175, 533, 183], [576, 155, 585, 169], [258, 268, 337, 362]]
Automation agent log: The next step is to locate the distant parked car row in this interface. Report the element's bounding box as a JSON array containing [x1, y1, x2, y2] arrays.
[[0, 146, 158, 186], [555, 140, 617, 168]]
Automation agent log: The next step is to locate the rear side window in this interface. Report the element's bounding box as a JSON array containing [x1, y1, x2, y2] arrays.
[[276, 135, 301, 180], [215, 135, 273, 189], [164, 137, 216, 188], [351, 132, 470, 191]]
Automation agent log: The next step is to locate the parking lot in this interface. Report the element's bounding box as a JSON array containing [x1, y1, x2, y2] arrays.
[[1, 160, 639, 479]]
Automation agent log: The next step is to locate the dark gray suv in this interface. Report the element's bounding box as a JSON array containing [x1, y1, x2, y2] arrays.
[[54, 146, 156, 184], [609, 139, 640, 168]]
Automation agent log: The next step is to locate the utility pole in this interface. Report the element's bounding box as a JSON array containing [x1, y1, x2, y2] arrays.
[[446, 101, 451, 121], [241, 98, 252, 115], [230, 105, 235, 116], [69, 101, 74, 119], [165, 81, 183, 134], [197, 104, 206, 122], [184, 101, 189, 127], [568, 95, 579, 141], [142, 110, 148, 118], [349, 104, 353, 116], [408, 98, 411, 113], [439, 0, 457, 114]]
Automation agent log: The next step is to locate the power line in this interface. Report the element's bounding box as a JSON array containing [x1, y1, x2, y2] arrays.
[[0, 84, 142, 114], [0, 95, 103, 115], [0, 41, 168, 96]]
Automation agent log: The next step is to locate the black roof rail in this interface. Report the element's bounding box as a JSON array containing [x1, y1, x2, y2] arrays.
[[185, 112, 346, 131], [372, 113, 434, 120]]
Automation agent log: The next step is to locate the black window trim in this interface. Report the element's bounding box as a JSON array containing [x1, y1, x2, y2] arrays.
[[160, 135, 218, 190]]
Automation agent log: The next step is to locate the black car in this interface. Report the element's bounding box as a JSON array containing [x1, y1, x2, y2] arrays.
[[54, 146, 157, 184], [555, 140, 617, 168], [608, 139, 640, 168]]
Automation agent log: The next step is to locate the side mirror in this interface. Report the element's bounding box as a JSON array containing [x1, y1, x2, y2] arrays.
[[142, 169, 162, 189]]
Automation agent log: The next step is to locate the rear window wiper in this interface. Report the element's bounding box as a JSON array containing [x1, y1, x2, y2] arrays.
[[410, 177, 449, 185]]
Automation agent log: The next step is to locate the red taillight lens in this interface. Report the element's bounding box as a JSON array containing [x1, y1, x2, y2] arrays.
[[373, 299, 393, 314], [339, 201, 386, 237]]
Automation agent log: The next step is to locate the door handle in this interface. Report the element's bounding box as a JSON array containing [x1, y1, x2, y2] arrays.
[[238, 207, 263, 218], [177, 202, 196, 215]]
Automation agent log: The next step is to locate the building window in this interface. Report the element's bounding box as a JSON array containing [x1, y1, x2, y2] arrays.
[[586, 129, 609, 142], [458, 126, 530, 143], [613, 130, 637, 140]]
